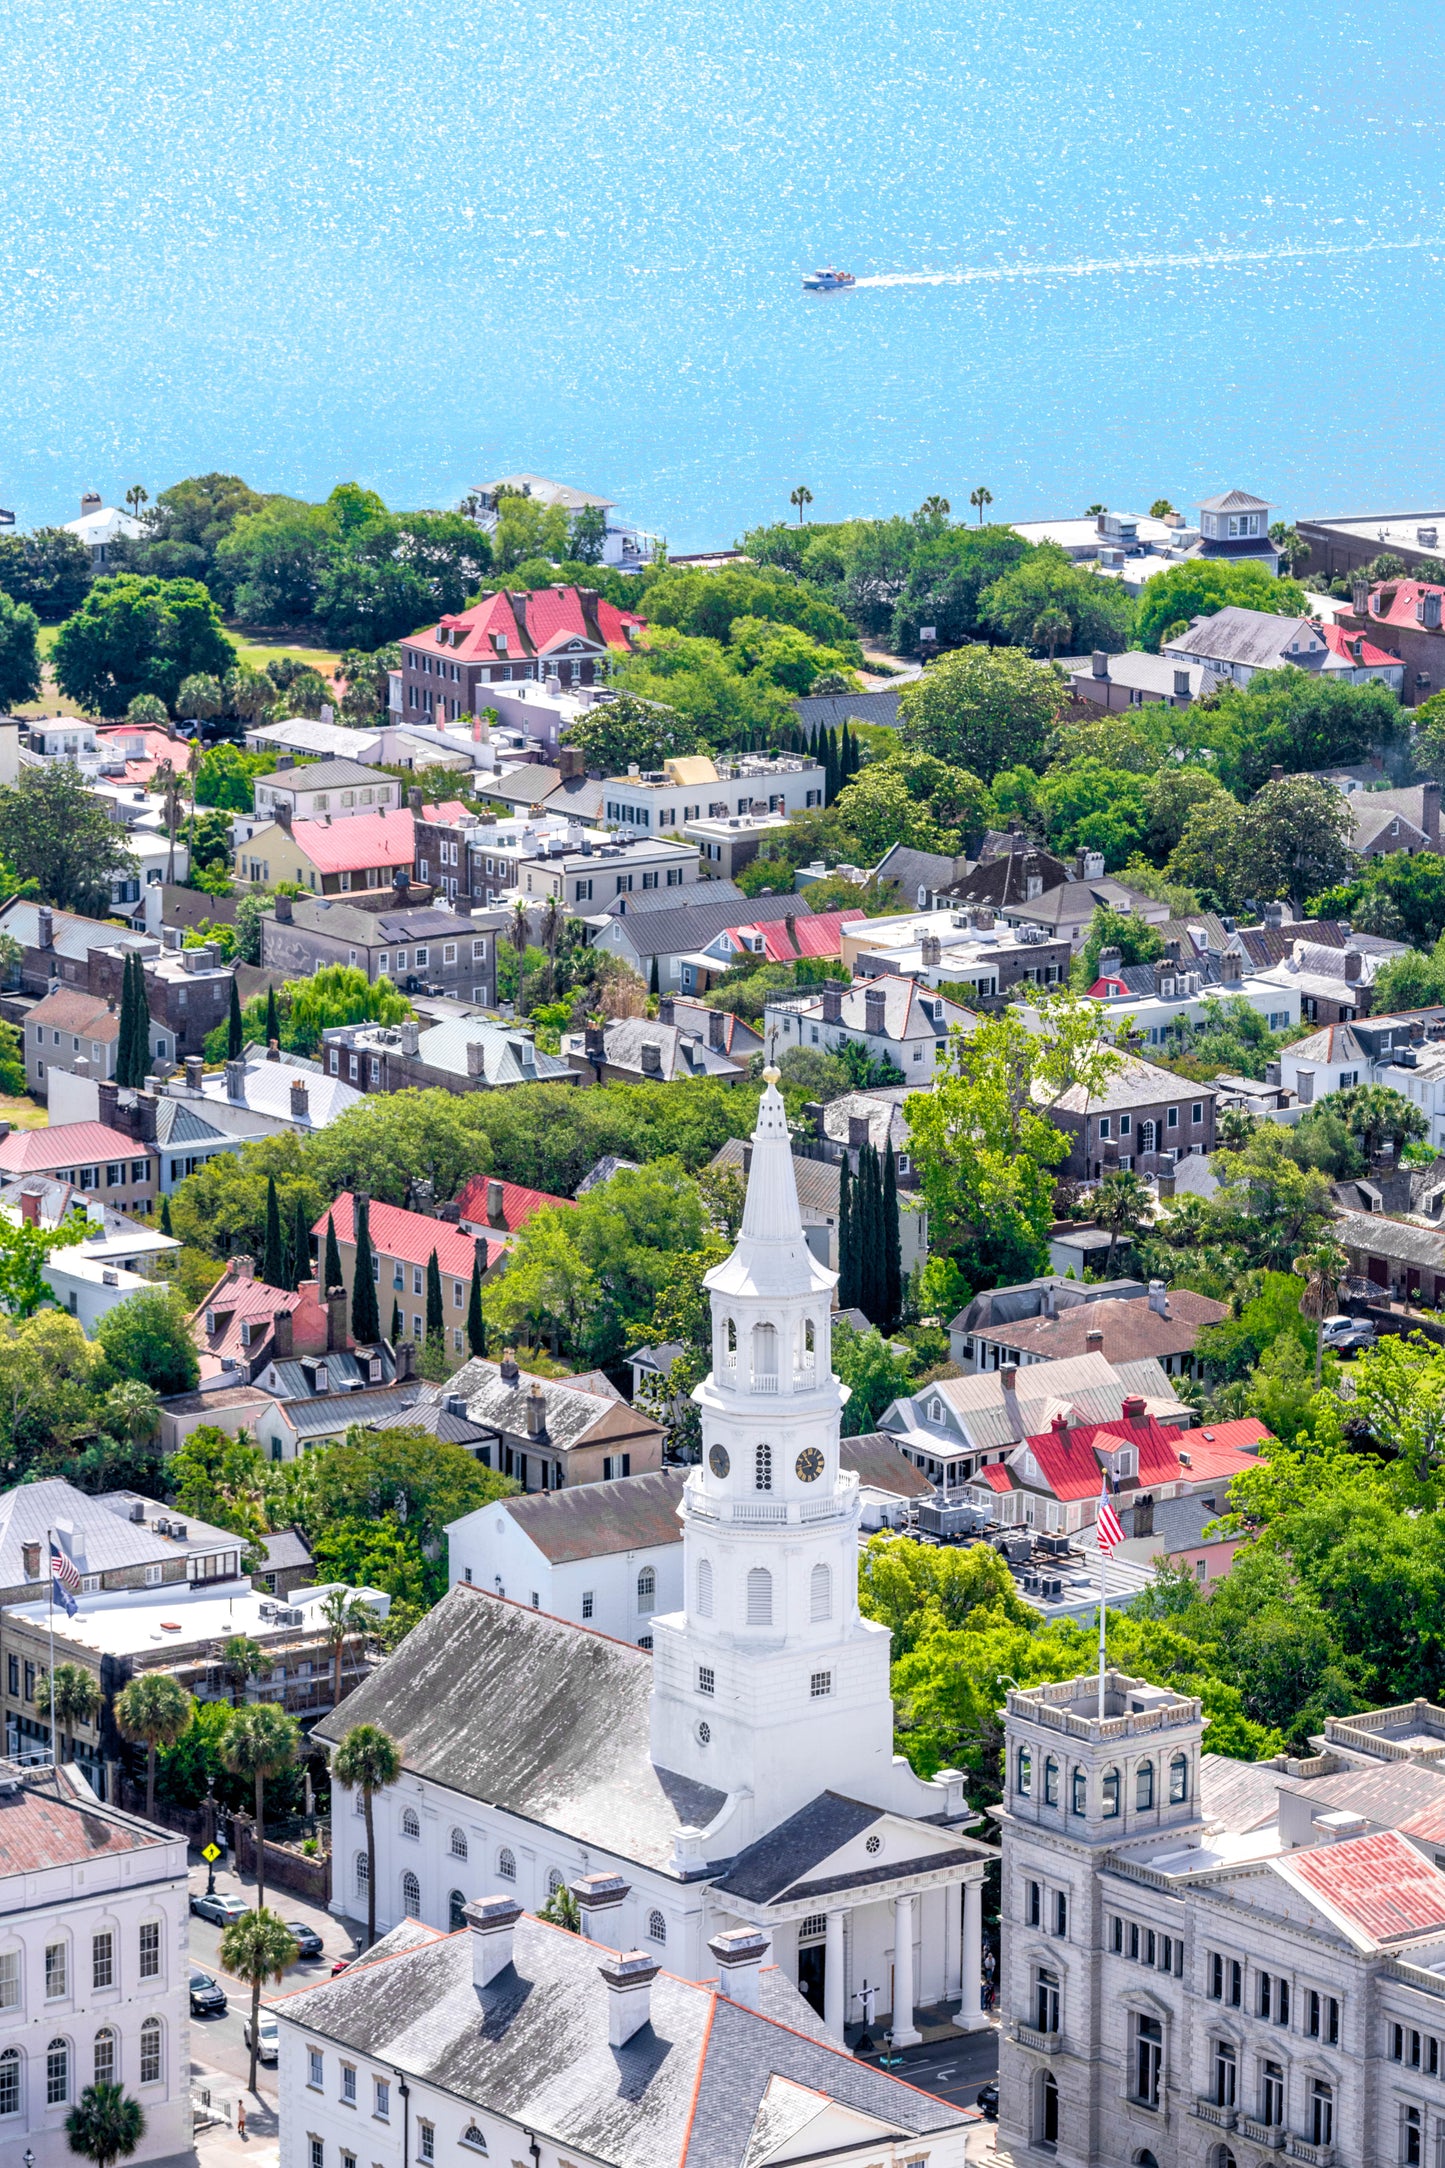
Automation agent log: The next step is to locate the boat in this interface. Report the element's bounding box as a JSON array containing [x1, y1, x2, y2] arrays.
[[802, 267, 856, 292]]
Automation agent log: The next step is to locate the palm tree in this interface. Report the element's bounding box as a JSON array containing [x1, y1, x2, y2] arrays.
[[1215, 1105, 1257, 1150], [1031, 607, 1072, 660], [113, 1673, 194, 1821], [332, 1721, 402, 1948], [538, 895, 564, 1003], [969, 484, 994, 523], [219, 1634, 264, 1707], [317, 1586, 373, 1710], [220, 1908, 298, 2098], [917, 494, 951, 523], [157, 760, 184, 885], [37, 1662, 101, 1767], [123, 484, 149, 525], [1093, 1168, 1152, 1276], [1294, 1235, 1348, 1387], [66, 2080, 145, 2168], [789, 485, 814, 525], [506, 899, 530, 1010], [222, 1703, 300, 1914]]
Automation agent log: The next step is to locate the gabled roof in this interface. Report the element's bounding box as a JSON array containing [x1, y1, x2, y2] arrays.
[[1284, 1021, 1371, 1066], [732, 908, 865, 964], [1165, 606, 1320, 669], [595, 892, 800, 960], [1173, 1417, 1273, 1479], [453, 1172, 574, 1236], [317, 1193, 486, 1279], [488, 1467, 688, 1563], [1365, 580, 1445, 630], [409, 586, 644, 667], [265, 757, 394, 793], [0, 1767, 174, 1876], [974, 1290, 1226, 1365], [778, 973, 973, 1042], [564, 1016, 746, 1082], [443, 1356, 663, 1454], [23, 986, 118, 1037], [1279, 1829, 1445, 1949], [0, 1123, 150, 1175], [711, 1137, 841, 1219], [0, 897, 138, 962], [286, 807, 416, 875], [1050, 1051, 1213, 1116], [1318, 621, 1402, 671]]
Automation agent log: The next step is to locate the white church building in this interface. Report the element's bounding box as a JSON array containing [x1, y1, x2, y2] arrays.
[[317, 1074, 995, 2042]]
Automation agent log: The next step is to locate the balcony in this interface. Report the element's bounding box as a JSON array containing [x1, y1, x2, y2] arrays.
[[1286, 2140, 1334, 2167], [751, 1373, 779, 1394], [1011, 2023, 1061, 2054], [1193, 2101, 1237, 2130], [1240, 2118, 1285, 2150], [683, 1472, 859, 1530]]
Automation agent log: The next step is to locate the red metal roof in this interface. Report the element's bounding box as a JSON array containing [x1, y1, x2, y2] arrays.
[[1318, 622, 1402, 669], [1286, 1829, 1445, 1945], [731, 910, 866, 965], [418, 587, 644, 667], [1174, 1417, 1273, 1481], [0, 1123, 150, 1175], [289, 808, 416, 876], [1398, 1801, 1445, 1849], [453, 1172, 575, 1236], [417, 801, 471, 825], [972, 1462, 1015, 1493], [1366, 581, 1445, 630], [1019, 1414, 1199, 1502], [315, 1193, 484, 1280]]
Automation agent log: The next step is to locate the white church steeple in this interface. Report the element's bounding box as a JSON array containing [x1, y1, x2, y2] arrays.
[[648, 1074, 899, 1839]]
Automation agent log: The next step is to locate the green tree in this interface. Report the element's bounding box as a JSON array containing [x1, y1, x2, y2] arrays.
[[316, 1585, 374, 1711], [52, 575, 237, 716], [65, 2081, 146, 2168], [324, 1212, 344, 1292], [0, 526, 93, 619], [1140, 764, 1229, 863], [290, 1192, 312, 1290], [1335, 1083, 1428, 1163], [881, 1142, 903, 1331], [332, 1722, 402, 1947], [466, 1242, 487, 1357], [1293, 1235, 1348, 1388], [1076, 905, 1164, 987], [211, 499, 335, 621], [897, 644, 1067, 782], [1199, 669, 1404, 798], [0, 1206, 83, 1317], [1168, 774, 1353, 914], [1209, 1129, 1336, 1271], [37, 1659, 101, 1764], [820, 748, 991, 859], [115, 950, 149, 1089], [219, 1633, 265, 1706], [979, 542, 1133, 654], [831, 1320, 915, 1433], [219, 1908, 298, 2097], [176, 671, 224, 724], [1093, 1168, 1152, 1273], [1037, 758, 1149, 867], [425, 1247, 444, 1348], [113, 1672, 195, 1821], [95, 1289, 199, 1397], [261, 1175, 285, 1288], [560, 690, 704, 775], [1134, 562, 1308, 652], [222, 1702, 300, 1912], [351, 1194, 381, 1344], [0, 589, 42, 708], [0, 763, 138, 914]]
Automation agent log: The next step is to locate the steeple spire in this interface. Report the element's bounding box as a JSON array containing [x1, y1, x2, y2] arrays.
[[706, 1074, 834, 1303]]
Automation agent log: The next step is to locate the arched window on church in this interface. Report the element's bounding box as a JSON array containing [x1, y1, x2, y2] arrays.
[[752, 1321, 778, 1382], [747, 1567, 773, 1625], [637, 1566, 656, 1615], [725, 1318, 737, 1359], [696, 1558, 713, 1616], [754, 1444, 772, 1492], [810, 1562, 831, 1622]]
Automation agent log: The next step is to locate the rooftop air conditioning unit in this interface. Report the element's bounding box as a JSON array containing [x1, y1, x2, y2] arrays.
[[258, 1601, 277, 1620]]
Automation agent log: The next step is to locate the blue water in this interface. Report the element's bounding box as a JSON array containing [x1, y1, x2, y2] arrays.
[[2, 0, 1442, 551]]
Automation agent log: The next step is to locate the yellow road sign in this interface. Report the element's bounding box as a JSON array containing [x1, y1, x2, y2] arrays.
[[201, 1843, 221, 1862]]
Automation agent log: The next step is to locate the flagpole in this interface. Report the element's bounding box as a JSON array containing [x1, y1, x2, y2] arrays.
[[46, 1526, 57, 1769], [1097, 1527, 1107, 1721]]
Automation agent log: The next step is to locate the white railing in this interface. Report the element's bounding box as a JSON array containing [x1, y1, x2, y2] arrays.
[[793, 1364, 817, 1389], [751, 1372, 779, 1393], [1011, 2022, 1060, 2054], [1240, 2117, 1285, 2150], [1193, 2101, 1237, 2129], [730, 1501, 789, 1524]]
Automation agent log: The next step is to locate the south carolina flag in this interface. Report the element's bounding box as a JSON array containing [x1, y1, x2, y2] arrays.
[[1096, 1479, 1124, 1553]]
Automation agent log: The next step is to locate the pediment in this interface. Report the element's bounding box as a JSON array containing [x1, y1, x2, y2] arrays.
[[743, 2076, 898, 2166]]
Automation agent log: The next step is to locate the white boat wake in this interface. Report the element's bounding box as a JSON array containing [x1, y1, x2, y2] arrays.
[[852, 234, 1441, 289]]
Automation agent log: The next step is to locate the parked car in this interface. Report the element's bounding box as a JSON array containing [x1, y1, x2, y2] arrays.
[[244, 2009, 280, 2063], [1321, 1314, 1377, 1356], [191, 1890, 250, 1926], [189, 1968, 228, 2017], [976, 2083, 999, 2121], [287, 1921, 325, 1960], [330, 1955, 353, 1977]]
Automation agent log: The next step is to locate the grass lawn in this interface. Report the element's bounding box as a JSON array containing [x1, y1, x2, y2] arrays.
[[0, 1094, 48, 1131], [226, 625, 344, 681]]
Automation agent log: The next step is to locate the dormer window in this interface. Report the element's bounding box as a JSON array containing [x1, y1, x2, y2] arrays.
[[205, 1310, 216, 1335], [930, 1398, 944, 1423]]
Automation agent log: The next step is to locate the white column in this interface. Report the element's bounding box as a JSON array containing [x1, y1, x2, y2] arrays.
[[892, 1892, 921, 2047], [824, 1909, 847, 2039], [954, 1875, 986, 2031], [943, 1878, 962, 2001]]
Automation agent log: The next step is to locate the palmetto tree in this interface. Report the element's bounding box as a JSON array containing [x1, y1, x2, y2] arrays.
[[332, 1721, 402, 1948], [317, 1586, 373, 1711], [157, 760, 185, 885], [114, 1672, 194, 1822], [1031, 607, 1071, 660], [1093, 1168, 1153, 1276], [219, 1634, 264, 1707], [789, 485, 813, 525], [66, 2080, 146, 2168], [1294, 1235, 1349, 1387], [506, 899, 530, 1009], [220, 1908, 298, 2097], [1215, 1105, 1257, 1150], [123, 484, 149, 525], [222, 1702, 300, 1914], [969, 484, 994, 523], [538, 895, 565, 1003], [917, 494, 951, 523], [37, 1661, 101, 1767]]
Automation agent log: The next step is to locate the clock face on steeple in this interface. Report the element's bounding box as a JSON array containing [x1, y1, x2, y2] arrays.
[[709, 1444, 731, 1478], [795, 1446, 825, 1483]]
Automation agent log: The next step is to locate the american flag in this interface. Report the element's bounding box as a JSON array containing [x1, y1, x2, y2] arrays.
[[1096, 1479, 1124, 1554], [50, 1547, 81, 1592]]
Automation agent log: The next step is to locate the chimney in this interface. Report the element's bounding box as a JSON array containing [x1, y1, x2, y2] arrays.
[[584, 1023, 605, 1061], [847, 1112, 869, 1151], [1000, 1363, 1018, 1394], [1091, 650, 1109, 679], [1262, 901, 1288, 930], [1270, 764, 1284, 785], [525, 1380, 547, 1440], [225, 1059, 245, 1101], [326, 1287, 347, 1352], [464, 1895, 524, 1988], [467, 1040, 486, 1078], [289, 1077, 310, 1122], [1157, 1169, 1175, 1199], [276, 753, 295, 770], [1424, 782, 1441, 847], [274, 801, 292, 830], [1097, 946, 1123, 978], [1352, 576, 1370, 613], [640, 1041, 663, 1075], [97, 1079, 119, 1128], [500, 1348, 520, 1385], [272, 1308, 294, 1357], [409, 786, 424, 813], [571, 1872, 629, 1939], [400, 1021, 420, 1056], [864, 986, 886, 1038], [1172, 668, 1191, 698], [1343, 949, 1363, 983], [18, 1187, 39, 1227], [1426, 592, 1444, 632], [657, 996, 675, 1027], [1297, 1068, 1315, 1105], [1121, 1393, 1146, 1417], [708, 1008, 726, 1052], [274, 892, 293, 923], [395, 1339, 415, 1382], [487, 1178, 505, 1227], [1085, 1326, 1104, 1353], [1148, 1281, 1170, 1317], [1221, 950, 1243, 984], [975, 905, 995, 931], [558, 744, 584, 781], [474, 1235, 489, 1279], [598, 1951, 660, 2050], [37, 905, 53, 950], [184, 1054, 204, 1093], [708, 1927, 770, 2011], [821, 983, 844, 1025], [233, 1254, 256, 1282], [920, 933, 942, 967]]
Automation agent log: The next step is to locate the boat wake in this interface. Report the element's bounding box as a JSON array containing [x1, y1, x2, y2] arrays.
[[852, 233, 1441, 289]]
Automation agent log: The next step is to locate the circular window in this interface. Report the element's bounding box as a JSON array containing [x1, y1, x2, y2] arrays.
[[696, 1721, 711, 1745], [865, 1834, 882, 1854]]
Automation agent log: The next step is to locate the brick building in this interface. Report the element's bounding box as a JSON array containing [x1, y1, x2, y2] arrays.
[[397, 585, 645, 715]]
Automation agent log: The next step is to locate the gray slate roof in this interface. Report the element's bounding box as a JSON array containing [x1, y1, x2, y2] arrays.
[[407, 1016, 574, 1087], [793, 688, 903, 729], [445, 1357, 661, 1453], [597, 892, 801, 960], [256, 1526, 313, 1572], [0, 1479, 235, 1586], [1335, 1210, 1445, 1271], [312, 1582, 726, 1873], [283, 896, 482, 945], [563, 1016, 745, 1081], [713, 1792, 883, 1902], [872, 843, 967, 901], [275, 1911, 966, 2167], [493, 1468, 688, 1564], [712, 1137, 840, 1218]]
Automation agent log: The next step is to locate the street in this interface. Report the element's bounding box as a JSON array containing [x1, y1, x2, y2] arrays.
[[858, 2023, 999, 2110]]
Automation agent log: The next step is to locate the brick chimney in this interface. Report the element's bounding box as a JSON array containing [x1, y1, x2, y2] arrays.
[[821, 984, 844, 1025], [847, 1113, 869, 1151], [273, 893, 293, 923], [557, 744, 584, 781], [864, 986, 886, 1038], [224, 1059, 246, 1101], [500, 1348, 520, 1385], [1121, 1393, 1146, 1417], [395, 1339, 415, 1382], [640, 1040, 663, 1075], [272, 1308, 294, 1358], [525, 1380, 547, 1441], [97, 1079, 119, 1128], [1423, 782, 1441, 847], [326, 1287, 347, 1353], [657, 996, 675, 1027], [1343, 949, 1363, 983], [18, 1188, 40, 1227], [289, 1077, 310, 1122], [572, 1872, 629, 1940], [184, 1055, 204, 1093], [708, 1009, 726, 1052], [486, 1178, 505, 1227], [465, 1895, 524, 1988]]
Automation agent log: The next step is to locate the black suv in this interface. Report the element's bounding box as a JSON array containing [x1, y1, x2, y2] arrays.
[[190, 1968, 227, 2017]]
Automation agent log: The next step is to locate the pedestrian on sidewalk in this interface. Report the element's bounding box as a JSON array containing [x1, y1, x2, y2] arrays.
[[236, 2097, 247, 2140]]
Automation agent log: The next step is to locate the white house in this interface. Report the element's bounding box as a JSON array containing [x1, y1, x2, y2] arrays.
[[41, 1250, 152, 1334], [0, 1762, 191, 2168], [317, 1075, 997, 2047], [62, 492, 143, 568], [446, 1469, 688, 1646], [601, 751, 826, 834], [764, 974, 976, 1078]]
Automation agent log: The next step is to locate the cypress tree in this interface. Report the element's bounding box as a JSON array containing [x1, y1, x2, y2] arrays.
[[824, 728, 839, 803], [159, 1195, 173, 1236], [265, 984, 280, 1049], [323, 1212, 343, 1294], [425, 1247, 445, 1345], [227, 976, 244, 1061], [857, 1143, 883, 1323], [467, 1241, 488, 1358], [882, 1141, 903, 1332], [390, 1299, 403, 1344], [116, 952, 143, 1088], [842, 721, 858, 781], [261, 1174, 285, 1288], [290, 1194, 311, 1289], [351, 1195, 381, 1345], [649, 955, 660, 996], [836, 1159, 855, 1310]]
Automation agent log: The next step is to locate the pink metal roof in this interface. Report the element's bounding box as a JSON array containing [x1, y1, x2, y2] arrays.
[[0, 1123, 149, 1174], [316, 1193, 483, 1280], [1286, 1829, 1445, 1945], [1367, 580, 1445, 630], [1318, 622, 1402, 669], [290, 808, 416, 875], [733, 909, 866, 965], [453, 1173, 575, 1236]]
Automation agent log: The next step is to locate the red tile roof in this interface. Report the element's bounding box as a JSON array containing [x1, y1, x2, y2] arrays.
[[453, 1173, 575, 1237], [316, 1193, 484, 1280], [289, 809, 416, 876], [1366, 581, 1445, 631], [1285, 1829, 1445, 1946], [0, 1124, 150, 1176], [732, 909, 867, 965], [1318, 622, 1402, 670]]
